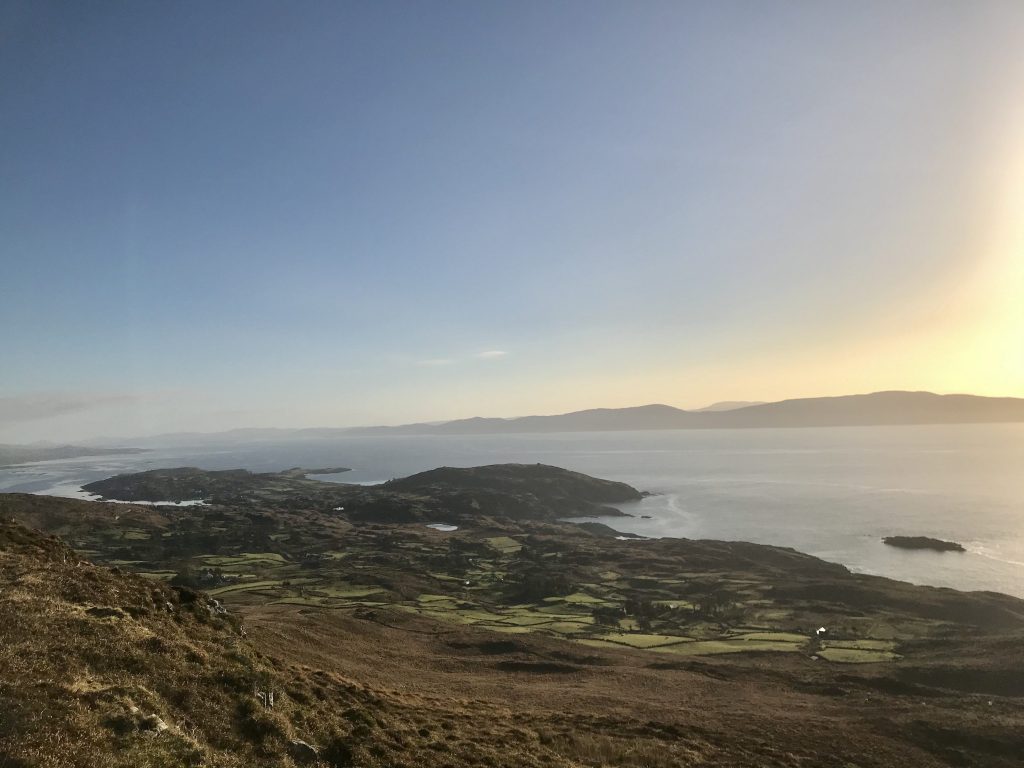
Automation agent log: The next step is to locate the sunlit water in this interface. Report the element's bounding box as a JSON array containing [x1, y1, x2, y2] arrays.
[[2, 424, 1021, 597]]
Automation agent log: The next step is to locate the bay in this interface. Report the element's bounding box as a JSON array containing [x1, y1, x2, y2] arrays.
[[2, 423, 1021, 597]]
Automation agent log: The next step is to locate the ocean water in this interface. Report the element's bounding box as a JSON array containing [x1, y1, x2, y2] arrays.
[[2, 423, 1022, 597]]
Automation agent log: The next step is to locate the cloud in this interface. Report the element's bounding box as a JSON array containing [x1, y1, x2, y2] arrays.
[[0, 392, 140, 425], [410, 351, 508, 367]]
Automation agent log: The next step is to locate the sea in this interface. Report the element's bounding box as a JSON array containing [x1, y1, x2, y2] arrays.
[[2, 423, 1022, 598]]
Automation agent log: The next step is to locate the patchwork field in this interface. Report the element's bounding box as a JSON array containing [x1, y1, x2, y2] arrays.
[[2, 465, 1021, 672], [27, 500, 962, 665]]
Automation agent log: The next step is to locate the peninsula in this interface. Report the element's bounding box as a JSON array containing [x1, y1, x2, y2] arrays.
[[0, 442, 149, 467]]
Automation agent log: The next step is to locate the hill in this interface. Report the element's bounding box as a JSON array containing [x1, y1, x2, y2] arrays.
[[0, 520, 391, 767], [705, 391, 1024, 428], [381, 463, 643, 519], [347, 391, 1024, 435], [693, 400, 766, 411], [89, 391, 1024, 446], [0, 519, 596, 767], [346, 404, 690, 436]]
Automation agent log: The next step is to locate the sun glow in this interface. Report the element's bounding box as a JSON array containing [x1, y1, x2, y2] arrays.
[[966, 120, 1024, 393], [898, 107, 1024, 398]]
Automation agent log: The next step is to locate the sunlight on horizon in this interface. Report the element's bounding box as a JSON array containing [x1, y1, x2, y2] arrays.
[[952, 113, 1024, 395]]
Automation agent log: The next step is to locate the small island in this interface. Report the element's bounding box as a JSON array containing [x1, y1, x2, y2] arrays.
[[883, 535, 965, 553]]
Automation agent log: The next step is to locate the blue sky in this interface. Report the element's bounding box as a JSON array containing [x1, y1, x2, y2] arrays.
[[2, 1, 1023, 440]]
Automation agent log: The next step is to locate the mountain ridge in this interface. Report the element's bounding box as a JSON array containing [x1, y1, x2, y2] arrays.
[[694, 400, 767, 411], [348, 391, 1024, 435], [83, 391, 1024, 445]]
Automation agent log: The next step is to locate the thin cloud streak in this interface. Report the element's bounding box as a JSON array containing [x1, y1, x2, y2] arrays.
[[413, 350, 508, 366]]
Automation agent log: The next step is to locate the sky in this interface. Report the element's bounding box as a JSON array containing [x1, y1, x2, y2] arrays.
[[2, 0, 1024, 442]]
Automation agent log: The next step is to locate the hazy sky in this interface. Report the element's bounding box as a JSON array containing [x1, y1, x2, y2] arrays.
[[2, 1, 1023, 441]]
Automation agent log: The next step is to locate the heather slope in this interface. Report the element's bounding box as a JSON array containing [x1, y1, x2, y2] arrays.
[[0, 520, 586, 768]]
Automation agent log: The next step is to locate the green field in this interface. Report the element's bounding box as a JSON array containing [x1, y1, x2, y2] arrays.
[[590, 633, 694, 649], [730, 631, 808, 643], [654, 639, 803, 656], [202, 552, 288, 567], [208, 579, 284, 595], [821, 639, 897, 651], [311, 584, 386, 598], [485, 536, 522, 555], [63, 500, 921, 665], [818, 646, 901, 663]]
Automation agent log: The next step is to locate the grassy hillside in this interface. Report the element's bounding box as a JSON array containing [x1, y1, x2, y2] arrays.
[[0, 520, 584, 768]]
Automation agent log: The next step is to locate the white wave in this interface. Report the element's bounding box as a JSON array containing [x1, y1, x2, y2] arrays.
[[31, 483, 207, 507], [963, 542, 1024, 569]]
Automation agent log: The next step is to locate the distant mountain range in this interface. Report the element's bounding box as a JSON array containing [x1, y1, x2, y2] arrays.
[[692, 400, 766, 412], [85, 391, 1024, 447], [346, 391, 1024, 436]]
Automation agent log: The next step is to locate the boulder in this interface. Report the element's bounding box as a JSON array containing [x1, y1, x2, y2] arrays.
[[139, 714, 169, 733], [86, 606, 126, 619], [287, 739, 319, 764]]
